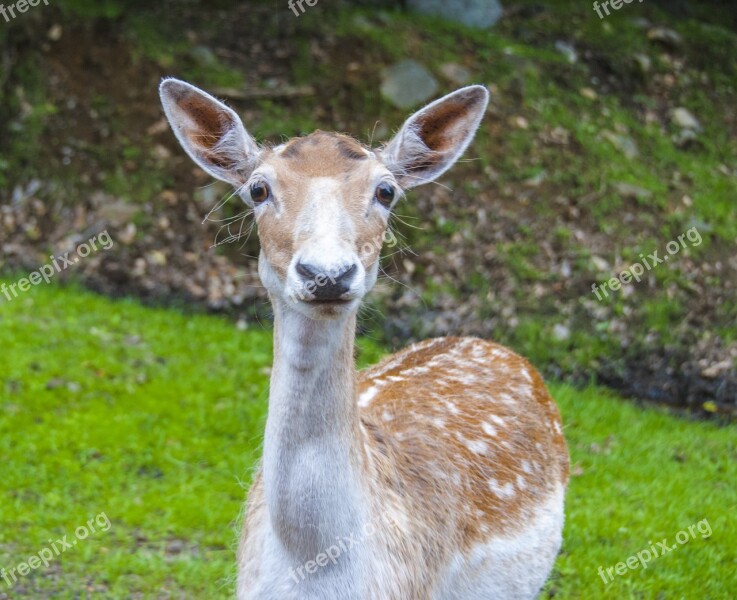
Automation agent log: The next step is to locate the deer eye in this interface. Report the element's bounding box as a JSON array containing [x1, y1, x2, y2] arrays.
[[375, 183, 396, 208], [250, 182, 271, 205]]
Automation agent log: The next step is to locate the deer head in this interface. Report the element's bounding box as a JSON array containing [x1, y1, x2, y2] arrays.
[[159, 79, 489, 320]]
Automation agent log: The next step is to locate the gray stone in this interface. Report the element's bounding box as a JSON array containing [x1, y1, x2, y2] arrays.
[[647, 27, 683, 49], [554, 41, 578, 64], [381, 60, 439, 109], [613, 182, 653, 201], [552, 324, 571, 342], [633, 53, 652, 74], [190, 46, 218, 68], [602, 131, 639, 160], [407, 0, 503, 29], [670, 107, 702, 131], [439, 63, 473, 86]]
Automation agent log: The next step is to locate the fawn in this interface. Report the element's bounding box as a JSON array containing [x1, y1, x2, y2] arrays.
[[160, 78, 569, 600]]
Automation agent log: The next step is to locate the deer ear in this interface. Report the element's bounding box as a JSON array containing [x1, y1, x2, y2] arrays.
[[159, 78, 259, 187], [381, 85, 489, 189]]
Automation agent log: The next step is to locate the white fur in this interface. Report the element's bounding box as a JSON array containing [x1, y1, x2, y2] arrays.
[[432, 485, 565, 600]]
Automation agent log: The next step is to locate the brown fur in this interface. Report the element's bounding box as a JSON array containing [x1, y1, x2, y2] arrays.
[[359, 337, 569, 545], [255, 132, 386, 280]]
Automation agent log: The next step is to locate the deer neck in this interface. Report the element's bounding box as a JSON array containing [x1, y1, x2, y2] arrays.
[[262, 299, 368, 561]]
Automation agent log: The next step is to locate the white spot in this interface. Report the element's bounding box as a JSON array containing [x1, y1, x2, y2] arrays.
[[445, 401, 460, 415], [400, 365, 431, 376], [386, 376, 405, 383], [460, 373, 478, 385], [432, 417, 446, 428], [499, 393, 516, 405], [521, 460, 532, 474], [482, 422, 497, 437], [489, 414, 506, 427], [382, 410, 394, 422], [516, 475, 527, 490], [358, 386, 379, 407], [466, 439, 489, 455], [368, 353, 410, 378], [488, 478, 516, 499], [516, 385, 533, 398]]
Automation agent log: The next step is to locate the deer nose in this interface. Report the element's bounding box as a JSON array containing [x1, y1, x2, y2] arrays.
[[295, 262, 358, 300]]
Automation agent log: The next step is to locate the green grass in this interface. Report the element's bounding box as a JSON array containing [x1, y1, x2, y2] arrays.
[[549, 385, 737, 598], [0, 282, 735, 598]]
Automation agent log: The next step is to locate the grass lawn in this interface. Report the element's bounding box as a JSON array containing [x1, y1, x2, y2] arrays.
[[0, 282, 735, 598]]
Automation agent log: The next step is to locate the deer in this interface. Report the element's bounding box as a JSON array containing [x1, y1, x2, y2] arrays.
[[159, 77, 569, 600]]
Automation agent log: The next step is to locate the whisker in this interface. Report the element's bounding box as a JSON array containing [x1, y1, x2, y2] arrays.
[[378, 264, 428, 310]]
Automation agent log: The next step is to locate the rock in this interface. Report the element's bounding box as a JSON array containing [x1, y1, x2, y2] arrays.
[[631, 17, 652, 30], [613, 182, 653, 201], [554, 41, 577, 64], [381, 60, 438, 109], [118, 223, 138, 246], [524, 171, 546, 187], [701, 360, 733, 379], [591, 256, 611, 272], [560, 259, 572, 279], [160, 190, 178, 206], [647, 27, 682, 49], [602, 131, 639, 160], [46, 378, 65, 390], [98, 198, 140, 227], [166, 540, 185, 555], [670, 107, 702, 131], [546, 126, 570, 146], [407, 0, 503, 29], [633, 53, 652, 74], [670, 108, 701, 148], [47, 24, 63, 42], [674, 128, 699, 149], [190, 46, 218, 68], [152, 144, 172, 161], [146, 118, 169, 136], [511, 116, 529, 129], [439, 63, 472, 86], [147, 250, 168, 266], [552, 324, 570, 342], [580, 87, 598, 100]]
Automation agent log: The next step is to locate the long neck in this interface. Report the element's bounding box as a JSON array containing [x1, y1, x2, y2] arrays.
[[262, 300, 368, 561]]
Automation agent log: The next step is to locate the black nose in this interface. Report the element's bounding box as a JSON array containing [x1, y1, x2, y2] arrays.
[[296, 263, 358, 300]]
